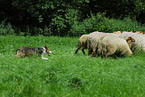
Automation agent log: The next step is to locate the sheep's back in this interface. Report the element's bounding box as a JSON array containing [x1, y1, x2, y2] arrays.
[[87, 32, 118, 49], [102, 36, 130, 53], [79, 34, 88, 43], [119, 32, 145, 50]]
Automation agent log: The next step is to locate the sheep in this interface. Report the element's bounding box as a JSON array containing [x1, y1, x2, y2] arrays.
[[99, 36, 134, 58], [97, 36, 135, 57], [75, 34, 88, 54], [87, 32, 118, 57], [91, 31, 104, 34], [134, 31, 145, 34], [97, 35, 107, 56], [113, 31, 122, 35], [118, 32, 145, 52], [124, 37, 135, 49]]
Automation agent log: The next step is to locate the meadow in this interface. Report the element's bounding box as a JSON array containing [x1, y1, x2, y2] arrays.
[[0, 35, 145, 97]]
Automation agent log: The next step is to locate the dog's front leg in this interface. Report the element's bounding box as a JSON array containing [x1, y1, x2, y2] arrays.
[[41, 54, 48, 60]]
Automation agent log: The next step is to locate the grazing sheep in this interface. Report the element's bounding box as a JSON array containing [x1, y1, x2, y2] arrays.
[[118, 32, 145, 52], [125, 37, 135, 49], [87, 32, 118, 57], [134, 31, 145, 34], [97, 36, 135, 57], [87, 33, 101, 56], [131, 31, 136, 33], [75, 34, 88, 54], [97, 35, 107, 56], [113, 31, 122, 35], [100, 36, 133, 58]]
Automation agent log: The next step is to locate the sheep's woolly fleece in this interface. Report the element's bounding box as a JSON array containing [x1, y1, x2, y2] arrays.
[[100, 35, 132, 58], [118, 32, 145, 51], [75, 34, 88, 54], [87, 32, 118, 55]]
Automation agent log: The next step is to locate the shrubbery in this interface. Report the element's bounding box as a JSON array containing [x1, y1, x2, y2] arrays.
[[0, 0, 145, 36], [0, 21, 15, 35], [0, 13, 144, 36], [70, 13, 144, 36]]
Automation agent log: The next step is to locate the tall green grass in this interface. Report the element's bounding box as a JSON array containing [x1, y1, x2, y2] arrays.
[[0, 36, 145, 97]]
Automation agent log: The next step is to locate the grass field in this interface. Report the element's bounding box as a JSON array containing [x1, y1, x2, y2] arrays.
[[0, 35, 145, 97]]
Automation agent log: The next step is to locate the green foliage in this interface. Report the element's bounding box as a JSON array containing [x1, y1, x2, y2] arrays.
[[0, 21, 15, 35], [0, 36, 145, 96], [0, 0, 145, 36], [70, 13, 144, 34], [9, 0, 89, 36], [49, 9, 78, 36]]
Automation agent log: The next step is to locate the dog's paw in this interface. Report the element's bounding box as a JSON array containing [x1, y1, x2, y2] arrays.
[[42, 57, 48, 60]]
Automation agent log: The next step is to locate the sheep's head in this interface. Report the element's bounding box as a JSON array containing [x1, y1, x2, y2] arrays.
[[140, 31, 145, 34], [126, 37, 135, 42], [125, 37, 135, 49]]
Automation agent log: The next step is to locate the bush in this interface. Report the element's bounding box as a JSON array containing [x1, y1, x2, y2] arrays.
[[70, 13, 143, 35], [49, 8, 78, 36], [0, 21, 15, 35]]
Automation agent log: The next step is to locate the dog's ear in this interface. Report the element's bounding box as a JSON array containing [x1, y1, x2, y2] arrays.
[[44, 45, 50, 52], [45, 45, 48, 48], [45, 45, 49, 50]]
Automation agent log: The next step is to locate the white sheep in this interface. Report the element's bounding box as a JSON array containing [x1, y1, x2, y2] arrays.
[[75, 34, 88, 54], [134, 31, 145, 34], [87, 32, 118, 57], [100, 36, 133, 58], [118, 32, 145, 52], [113, 31, 122, 35]]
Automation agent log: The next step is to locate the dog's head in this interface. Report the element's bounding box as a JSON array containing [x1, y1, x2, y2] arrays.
[[44, 45, 52, 56]]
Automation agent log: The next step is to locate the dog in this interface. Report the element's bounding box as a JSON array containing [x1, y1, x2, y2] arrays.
[[15, 45, 52, 60]]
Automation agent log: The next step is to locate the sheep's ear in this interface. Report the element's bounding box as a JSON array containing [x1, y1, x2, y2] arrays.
[[132, 31, 136, 33], [130, 37, 135, 42], [127, 37, 135, 42], [125, 37, 131, 42], [140, 31, 143, 34]]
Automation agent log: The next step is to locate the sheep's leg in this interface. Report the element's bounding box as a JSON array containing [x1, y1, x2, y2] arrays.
[[106, 47, 115, 59], [102, 46, 107, 58], [91, 48, 96, 57], [102, 49, 107, 59], [75, 44, 82, 54], [81, 47, 85, 54], [87, 40, 91, 56], [81, 43, 87, 54], [104, 50, 107, 59], [88, 47, 92, 56], [120, 50, 126, 56], [87, 42, 92, 56]]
